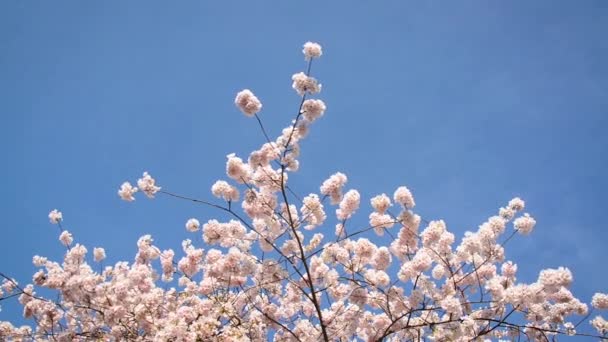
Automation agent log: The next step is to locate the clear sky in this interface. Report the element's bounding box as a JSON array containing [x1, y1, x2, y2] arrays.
[[1, 1, 607, 339]]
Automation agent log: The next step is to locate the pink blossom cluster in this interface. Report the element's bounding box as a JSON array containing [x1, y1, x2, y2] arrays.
[[117, 181, 138, 201], [211, 180, 239, 202], [302, 41, 322, 60], [234, 89, 262, 117], [301, 99, 326, 122], [336, 189, 360, 220], [1, 42, 606, 342], [291, 72, 321, 96], [301, 194, 326, 230], [393, 186, 415, 209], [48, 209, 62, 224], [136, 171, 161, 198], [320, 172, 348, 204], [185, 218, 200, 232]]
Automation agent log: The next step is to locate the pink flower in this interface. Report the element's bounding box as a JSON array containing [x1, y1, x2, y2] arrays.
[[421, 220, 446, 247], [514, 213, 536, 235], [371, 194, 391, 214], [411, 249, 432, 272], [501, 261, 518, 278], [431, 264, 445, 279], [118, 182, 138, 201], [302, 42, 322, 60], [32, 270, 46, 285], [337, 189, 360, 220], [369, 212, 394, 235], [226, 153, 250, 183], [48, 209, 62, 224], [137, 172, 161, 198], [93, 247, 106, 262], [301, 99, 326, 122], [393, 186, 415, 209], [508, 197, 525, 211], [440, 296, 462, 316], [59, 230, 73, 247], [202, 220, 222, 245], [499, 206, 516, 220], [371, 247, 391, 270], [366, 269, 390, 287], [248, 142, 280, 168], [320, 172, 348, 204], [185, 218, 200, 232], [32, 256, 47, 267], [301, 194, 326, 229], [592, 293, 608, 310], [234, 89, 262, 116], [591, 315, 608, 335], [291, 72, 321, 96], [354, 238, 376, 262], [177, 246, 203, 277], [160, 249, 175, 282], [335, 223, 345, 237], [211, 180, 239, 202], [538, 267, 573, 291]]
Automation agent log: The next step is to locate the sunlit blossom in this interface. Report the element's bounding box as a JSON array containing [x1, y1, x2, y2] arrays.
[[514, 213, 536, 235], [48, 209, 62, 224], [292, 72, 321, 96], [185, 218, 200, 232], [93, 247, 106, 262], [118, 182, 138, 201], [302, 42, 322, 60], [137, 172, 161, 198], [235, 89, 262, 117], [301, 99, 326, 122]]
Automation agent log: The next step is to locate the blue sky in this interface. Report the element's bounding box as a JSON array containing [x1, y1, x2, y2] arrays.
[[1, 1, 607, 338]]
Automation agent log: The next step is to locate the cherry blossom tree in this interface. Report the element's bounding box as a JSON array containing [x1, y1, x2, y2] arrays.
[[1, 42, 607, 341]]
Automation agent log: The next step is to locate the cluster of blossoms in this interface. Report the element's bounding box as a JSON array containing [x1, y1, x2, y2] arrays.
[[336, 189, 361, 221], [116, 172, 161, 202], [235, 89, 262, 117], [1, 42, 606, 342], [320, 172, 348, 204], [211, 180, 239, 202], [48, 209, 62, 224], [291, 72, 321, 96]]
